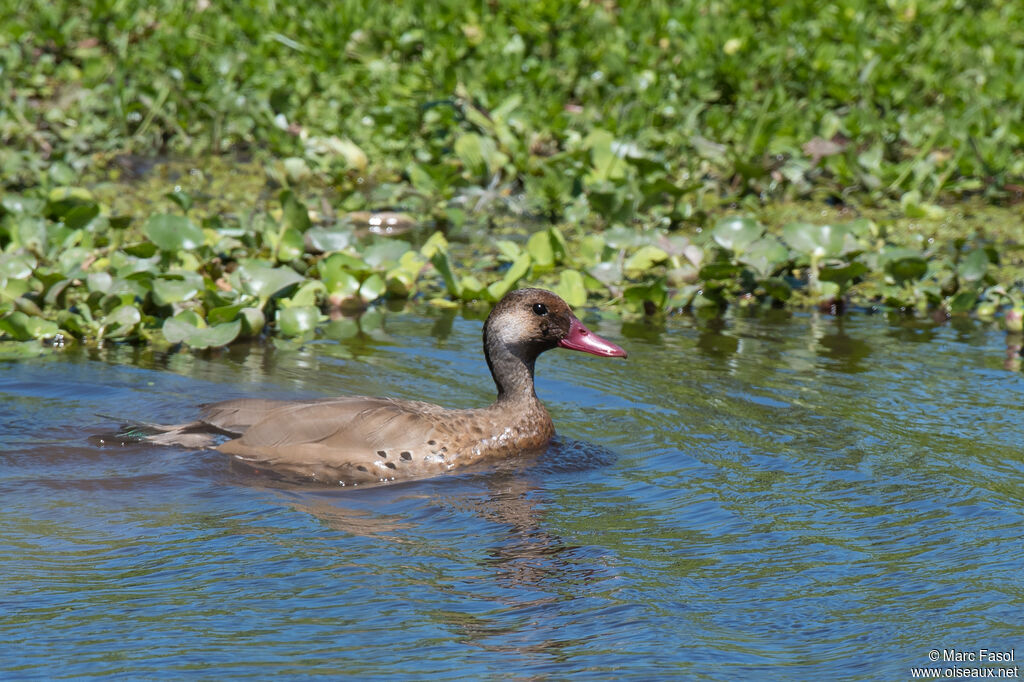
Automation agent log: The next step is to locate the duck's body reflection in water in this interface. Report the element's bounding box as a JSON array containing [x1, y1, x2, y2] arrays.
[[227, 435, 618, 659]]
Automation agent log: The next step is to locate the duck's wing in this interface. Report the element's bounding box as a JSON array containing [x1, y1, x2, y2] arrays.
[[216, 397, 460, 483]]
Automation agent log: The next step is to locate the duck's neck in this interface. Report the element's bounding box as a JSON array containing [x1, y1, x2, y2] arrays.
[[486, 340, 540, 405], [483, 322, 544, 405]]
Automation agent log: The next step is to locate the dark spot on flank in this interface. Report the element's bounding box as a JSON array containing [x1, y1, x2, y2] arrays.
[[385, 462, 396, 469], [427, 440, 436, 446], [356, 465, 368, 472], [400, 451, 412, 460], [377, 450, 387, 458]]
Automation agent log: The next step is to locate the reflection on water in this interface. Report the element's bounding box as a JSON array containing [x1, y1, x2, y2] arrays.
[[2, 308, 1024, 679]]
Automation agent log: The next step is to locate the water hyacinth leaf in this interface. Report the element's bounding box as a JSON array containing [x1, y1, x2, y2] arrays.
[[623, 279, 668, 311], [783, 222, 847, 258], [166, 190, 193, 213], [712, 216, 762, 254], [234, 262, 304, 301], [947, 290, 978, 314], [63, 203, 100, 231], [363, 239, 411, 269], [624, 245, 669, 274], [321, 251, 369, 279], [818, 261, 868, 286], [359, 273, 386, 302], [486, 252, 531, 301], [430, 250, 461, 297], [0, 311, 60, 341], [238, 307, 265, 338], [494, 240, 520, 261], [459, 275, 486, 301], [958, 249, 990, 283], [276, 227, 305, 262], [298, 279, 331, 307], [280, 190, 312, 233], [588, 261, 623, 288], [151, 273, 202, 305], [527, 230, 555, 268], [208, 304, 244, 326], [163, 311, 241, 347], [144, 214, 205, 251], [276, 306, 320, 336], [123, 242, 159, 258], [0, 252, 37, 281], [419, 231, 449, 260], [740, 237, 788, 278], [304, 226, 353, 253], [554, 269, 587, 307], [45, 187, 94, 219], [15, 217, 47, 252], [323, 267, 360, 298], [886, 257, 928, 284], [1, 195, 44, 215], [87, 272, 113, 294], [102, 304, 142, 339], [699, 262, 743, 280]]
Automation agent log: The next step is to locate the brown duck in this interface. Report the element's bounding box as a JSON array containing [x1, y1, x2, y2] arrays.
[[136, 288, 626, 485]]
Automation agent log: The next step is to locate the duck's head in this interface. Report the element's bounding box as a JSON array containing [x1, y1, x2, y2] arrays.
[[485, 288, 627, 361]]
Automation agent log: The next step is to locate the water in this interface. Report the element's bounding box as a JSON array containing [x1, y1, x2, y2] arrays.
[[2, 309, 1023, 679]]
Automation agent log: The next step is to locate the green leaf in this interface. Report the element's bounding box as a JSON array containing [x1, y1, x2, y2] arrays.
[[818, 261, 868, 286], [624, 245, 669, 274], [0, 312, 60, 341], [782, 222, 847, 258], [163, 312, 241, 348], [947, 290, 978, 314], [739, 237, 789, 278], [280, 190, 312, 233], [276, 306, 320, 336], [359, 273, 386, 302], [233, 262, 304, 301], [208, 304, 244, 325], [886, 256, 929, 284], [101, 304, 142, 339], [305, 226, 353, 253], [958, 249, 990, 283], [166, 190, 193, 213], [363, 239, 411, 269], [486, 252, 531, 301], [276, 226, 305, 262], [459, 274, 486, 301], [63, 203, 100, 230], [712, 217, 762, 253], [144, 214, 206, 251], [0, 252, 37, 281], [430, 250, 461, 297], [699, 262, 743, 280], [151, 272, 203, 306], [238, 308, 265, 338], [287, 280, 327, 308], [527, 230, 555, 268], [554, 269, 587, 307]]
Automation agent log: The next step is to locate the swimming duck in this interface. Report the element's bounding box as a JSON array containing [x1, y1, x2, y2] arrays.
[[137, 288, 626, 485]]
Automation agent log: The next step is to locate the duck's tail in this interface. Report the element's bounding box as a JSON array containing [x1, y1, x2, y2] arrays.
[[93, 415, 228, 449]]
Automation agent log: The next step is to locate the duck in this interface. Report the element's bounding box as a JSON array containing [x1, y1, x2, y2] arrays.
[[133, 288, 626, 485]]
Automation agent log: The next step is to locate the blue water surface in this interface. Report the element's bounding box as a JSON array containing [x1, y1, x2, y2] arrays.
[[2, 310, 1022, 679]]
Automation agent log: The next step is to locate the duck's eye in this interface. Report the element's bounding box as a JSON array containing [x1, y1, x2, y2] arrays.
[[532, 303, 548, 316]]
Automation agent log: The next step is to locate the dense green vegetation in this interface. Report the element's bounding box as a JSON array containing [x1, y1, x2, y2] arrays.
[[2, 0, 1023, 350]]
